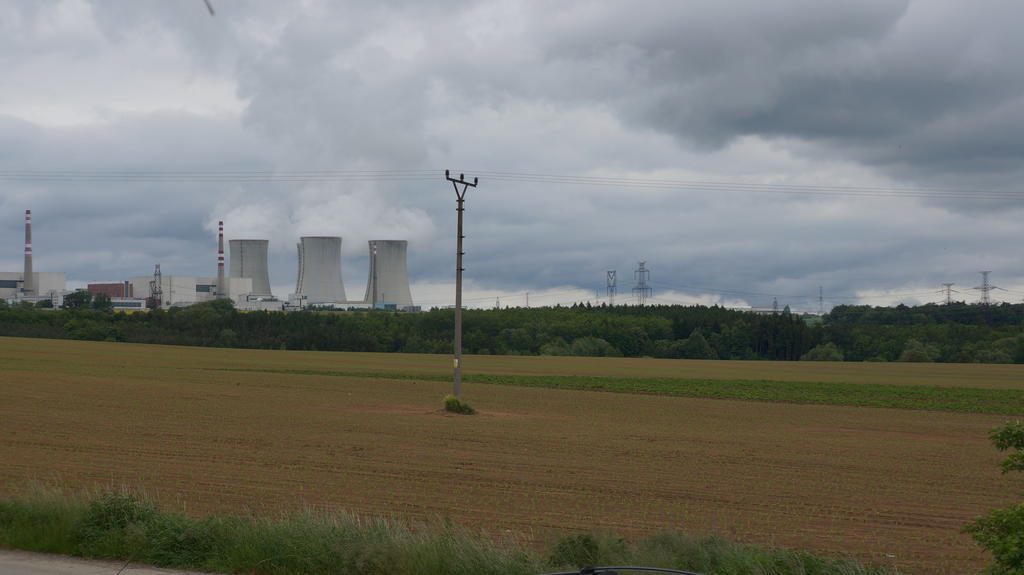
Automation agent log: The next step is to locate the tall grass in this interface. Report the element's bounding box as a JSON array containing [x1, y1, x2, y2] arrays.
[[0, 489, 899, 575]]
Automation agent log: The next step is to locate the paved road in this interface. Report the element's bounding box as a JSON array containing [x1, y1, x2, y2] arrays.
[[0, 550, 220, 575]]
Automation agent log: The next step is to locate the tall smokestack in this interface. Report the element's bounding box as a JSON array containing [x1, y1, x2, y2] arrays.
[[23, 210, 34, 296], [216, 220, 225, 297]]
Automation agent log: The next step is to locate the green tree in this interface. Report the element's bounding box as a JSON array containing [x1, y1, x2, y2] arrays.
[[92, 293, 113, 312], [62, 290, 92, 310], [682, 330, 717, 359], [897, 339, 939, 362], [965, 421, 1024, 574], [801, 342, 844, 361], [568, 336, 620, 357]]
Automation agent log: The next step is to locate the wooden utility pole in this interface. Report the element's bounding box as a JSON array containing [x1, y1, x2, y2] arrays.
[[445, 170, 477, 398]]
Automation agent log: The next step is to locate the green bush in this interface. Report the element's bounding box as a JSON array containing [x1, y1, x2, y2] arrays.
[[965, 504, 1024, 575], [444, 394, 476, 415], [966, 421, 1024, 574], [548, 533, 627, 568], [801, 342, 844, 361]]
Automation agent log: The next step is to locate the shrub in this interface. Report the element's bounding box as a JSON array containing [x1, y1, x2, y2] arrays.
[[965, 421, 1024, 574], [444, 394, 476, 415], [897, 339, 939, 362], [548, 533, 627, 568], [801, 342, 844, 361]]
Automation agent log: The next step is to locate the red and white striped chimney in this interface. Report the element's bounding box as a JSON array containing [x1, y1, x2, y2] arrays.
[[216, 220, 225, 297], [23, 210, 34, 296]]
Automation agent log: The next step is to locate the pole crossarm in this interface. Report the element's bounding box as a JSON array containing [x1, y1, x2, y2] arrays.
[[446, 170, 478, 198]]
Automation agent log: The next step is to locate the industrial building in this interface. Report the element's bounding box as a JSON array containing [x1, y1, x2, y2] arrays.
[[129, 274, 253, 309], [0, 271, 66, 301], [88, 282, 133, 298]]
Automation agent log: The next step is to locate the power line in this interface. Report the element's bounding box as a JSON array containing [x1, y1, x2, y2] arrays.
[[2, 168, 1022, 200]]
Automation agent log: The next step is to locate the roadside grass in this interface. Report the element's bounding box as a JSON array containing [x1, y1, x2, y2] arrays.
[[210, 367, 1024, 415], [0, 489, 899, 575]]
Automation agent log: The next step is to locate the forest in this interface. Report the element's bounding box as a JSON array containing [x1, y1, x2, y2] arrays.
[[1, 297, 1022, 363]]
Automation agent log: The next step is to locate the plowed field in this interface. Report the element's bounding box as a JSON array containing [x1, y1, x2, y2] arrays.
[[1, 337, 1021, 574]]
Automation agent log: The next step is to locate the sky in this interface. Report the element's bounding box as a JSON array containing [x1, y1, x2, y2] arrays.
[[1, 0, 1023, 310]]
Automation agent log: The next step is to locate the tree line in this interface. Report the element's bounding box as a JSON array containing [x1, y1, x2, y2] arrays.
[[0, 298, 1022, 363]]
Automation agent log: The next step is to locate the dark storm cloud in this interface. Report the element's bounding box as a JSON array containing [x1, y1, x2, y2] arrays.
[[460, 1, 1024, 189]]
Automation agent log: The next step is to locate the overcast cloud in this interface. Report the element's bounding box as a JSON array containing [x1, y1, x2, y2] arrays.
[[1, 0, 1022, 310]]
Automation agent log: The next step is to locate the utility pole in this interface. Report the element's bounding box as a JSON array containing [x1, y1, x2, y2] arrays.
[[445, 170, 478, 398], [607, 270, 617, 306]]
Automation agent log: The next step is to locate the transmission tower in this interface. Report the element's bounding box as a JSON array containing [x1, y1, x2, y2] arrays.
[[606, 270, 617, 306], [148, 264, 163, 309], [941, 283, 958, 305], [632, 262, 651, 305], [818, 286, 824, 315], [973, 271, 1001, 306]]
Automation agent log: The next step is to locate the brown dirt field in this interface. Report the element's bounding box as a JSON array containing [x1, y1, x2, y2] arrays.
[[0, 337, 1019, 574]]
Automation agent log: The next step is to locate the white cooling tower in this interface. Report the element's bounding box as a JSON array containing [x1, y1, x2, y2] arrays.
[[229, 239, 273, 296], [296, 236, 346, 304], [363, 240, 413, 309]]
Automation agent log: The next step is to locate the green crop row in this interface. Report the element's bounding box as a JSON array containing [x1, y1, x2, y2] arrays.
[[211, 367, 1024, 415]]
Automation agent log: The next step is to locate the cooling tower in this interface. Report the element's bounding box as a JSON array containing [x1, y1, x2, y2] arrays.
[[295, 236, 346, 304], [229, 239, 273, 296], [363, 240, 413, 308]]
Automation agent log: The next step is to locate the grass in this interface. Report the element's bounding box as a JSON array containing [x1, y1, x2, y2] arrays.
[[0, 489, 899, 575], [210, 367, 1024, 415]]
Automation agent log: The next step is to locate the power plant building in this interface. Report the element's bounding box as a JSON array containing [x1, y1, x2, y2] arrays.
[[129, 275, 253, 308], [0, 272, 66, 300], [295, 236, 347, 304], [363, 240, 414, 310], [229, 239, 273, 297], [4, 208, 420, 312], [88, 282, 133, 298]]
